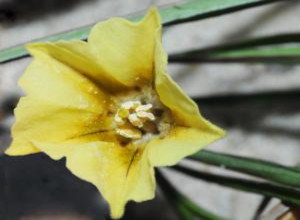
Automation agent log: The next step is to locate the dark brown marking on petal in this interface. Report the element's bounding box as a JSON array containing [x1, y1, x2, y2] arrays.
[[126, 149, 140, 177], [64, 129, 110, 141]]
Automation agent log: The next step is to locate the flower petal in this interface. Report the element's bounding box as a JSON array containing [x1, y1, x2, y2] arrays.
[[5, 52, 110, 156], [151, 30, 225, 166], [26, 7, 161, 92], [26, 41, 127, 92], [148, 126, 224, 167], [88, 7, 160, 87], [33, 139, 155, 219], [154, 30, 224, 132]]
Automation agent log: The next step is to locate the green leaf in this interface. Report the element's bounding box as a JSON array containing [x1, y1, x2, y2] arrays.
[[177, 205, 195, 220], [169, 33, 300, 64], [159, 0, 283, 26], [175, 33, 300, 53], [193, 89, 300, 105], [156, 170, 226, 220], [170, 46, 300, 64], [0, 0, 284, 64], [0, 26, 91, 64], [180, 195, 226, 220], [172, 165, 300, 206], [210, 46, 300, 63], [213, 47, 300, 57], [189, 150, 300, 189]]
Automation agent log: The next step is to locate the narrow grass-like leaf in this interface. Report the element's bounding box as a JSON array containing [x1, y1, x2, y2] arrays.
[[189, 150, 300, 189], [177, 205, 195, 220], [170, 46, 300, 64], [0, 0, 285, 64], [156, 170, 226, 220], [212, 46, 300, 57], [0, 26, 91, 64], [170, 32, 300, 64], [193, 89, 300, 105], [172, 165, 300, 206], [159, 0, 284, 26], [175, 33, 300, 54]]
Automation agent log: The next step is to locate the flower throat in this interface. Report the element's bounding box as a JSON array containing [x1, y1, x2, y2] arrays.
[[113, 87, 172, 143]]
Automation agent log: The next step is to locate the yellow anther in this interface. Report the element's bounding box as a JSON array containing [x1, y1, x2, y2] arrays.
[[116, 126, 142, 139], [128, 113, 143, 128], [136, 104, 152, 112], [115, 100, 156, 139], [114, 115, 125, 125], [121, 101, 141, 110], [136, 111, 155, 121]]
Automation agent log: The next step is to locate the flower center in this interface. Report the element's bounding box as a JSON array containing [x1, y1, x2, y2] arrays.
[[114, 101, 156, 139]]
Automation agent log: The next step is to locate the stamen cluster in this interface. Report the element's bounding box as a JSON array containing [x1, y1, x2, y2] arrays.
[[115, 101, 156, 139]]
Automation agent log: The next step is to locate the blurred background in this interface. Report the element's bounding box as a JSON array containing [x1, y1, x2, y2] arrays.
[[1, 0, 300, 219]]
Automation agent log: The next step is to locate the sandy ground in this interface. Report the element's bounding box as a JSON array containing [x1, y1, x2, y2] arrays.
[[1, 0, 300, 219]]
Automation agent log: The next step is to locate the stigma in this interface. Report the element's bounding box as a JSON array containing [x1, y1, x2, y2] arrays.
[[115, 101, 156, 139]]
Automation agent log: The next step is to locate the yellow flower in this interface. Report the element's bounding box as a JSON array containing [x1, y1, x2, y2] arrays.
[[5, 8, 225, 219]]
